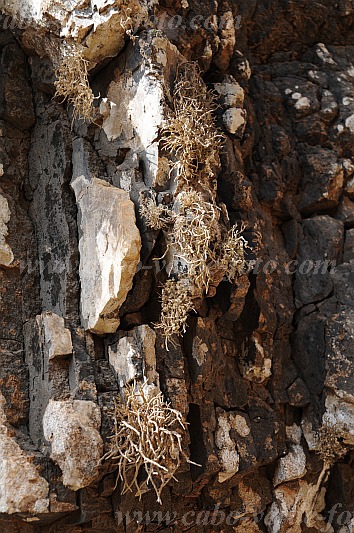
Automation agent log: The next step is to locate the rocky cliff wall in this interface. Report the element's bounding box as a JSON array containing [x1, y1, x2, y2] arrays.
[[0, 1, 353, 531]]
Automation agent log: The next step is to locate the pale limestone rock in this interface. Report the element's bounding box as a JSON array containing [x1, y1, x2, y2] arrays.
[[41, 312, 73, 360], [71, 175, 141, 334], [222, 108, 247, 135], [108, 325, 158, 388], [0, 392, 49, 514], [274, 425, 307, 486], [43, 399, 103, 491], [101, 34, 182, 187], [214, 76, 245, 108], [215, 410, 240, 483], [1, 0, 153, 65], [265, 477, 329, 533], [0, 193, 14, 266], [24, 313, 73, 447], [322, 394, 354, 445]]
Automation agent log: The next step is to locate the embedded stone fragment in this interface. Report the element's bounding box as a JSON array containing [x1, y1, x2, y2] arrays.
[[0, 393, 49, 514], [215, 409, 240, 483], [41, 312, 73, 360], [222, 108, 247, 136], [71, 175, 141, 334], [24, 313, 72, 447], [43, 400, 103, 491], [0, 194, 13, 266], [2, 0, 151, 66], [273, 425, 307, 486], [108, 325, 158, 388]]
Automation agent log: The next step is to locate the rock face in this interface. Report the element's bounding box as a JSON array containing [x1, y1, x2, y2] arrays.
[[0, 0, 354, 532], [0, 393, 49, 514]]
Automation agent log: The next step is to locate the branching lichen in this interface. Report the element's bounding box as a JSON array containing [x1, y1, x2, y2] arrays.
[[103, 381, 193, 504], [54, 49, 94, 123], [161, 62, 223, 189], [156, 278, 195, 348]]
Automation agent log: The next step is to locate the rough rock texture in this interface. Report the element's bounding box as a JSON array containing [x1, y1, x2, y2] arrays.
[[71, 175, 141, 334], [0, 0, 354, 532]]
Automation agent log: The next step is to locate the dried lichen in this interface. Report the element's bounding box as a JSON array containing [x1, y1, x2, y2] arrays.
[[156, 278, 195, 348], [103, 381, 193, 504], [172, 190, 220, 292], [140, 196, 174, 230], [54, 49, 94, 123], [161, 62, 223, 189], [218, 224, 249, 282], [152, 62, 252, 345], [315, 423, 347, 465]]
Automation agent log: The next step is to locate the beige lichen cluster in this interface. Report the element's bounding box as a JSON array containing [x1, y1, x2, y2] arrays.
[[103, 382, 192, 504], [54, 48, 95, 124], [140, 62, 250, 346], [315, 423, 347, 465], [155, 278, 195, 346], [161, 62, 223, 189]]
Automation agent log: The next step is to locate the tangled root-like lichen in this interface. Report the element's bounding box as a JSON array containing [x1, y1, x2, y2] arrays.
[[153, 62, 252, 345], [218, 224, 249, 282], [103, 381, 192, 504], [54, 49, 94, 123], [161, 62, 223, 189], [140, 195, 174, 230], [171, 190, 220, 292], [155, 278, 195, 348]]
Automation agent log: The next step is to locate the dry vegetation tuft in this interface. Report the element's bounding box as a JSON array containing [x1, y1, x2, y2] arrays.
[[156, 278, 195, 348], [140, 195, 174, 230], [161, 62, 223, 189], [103, 381, 192, 504], [218, 224, 249, 282], [172, 190, 220, 291], [54, 50, 94, 123], [316, 423, 347, 465], [147, 62, 252, 345]]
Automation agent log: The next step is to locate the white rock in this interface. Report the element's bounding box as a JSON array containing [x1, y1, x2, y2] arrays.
[[108, 325, 158, 388], [41, 311, 73, 360], [345, 114, 354, 133], [222, 108, 247, 135], [214, 77, 245, 108], [215, 411, 240, 483], [0, 193, 14, 266], [294, 96, 311, 111], [71, 175, 141, 334], [43, 399, 103, 491], [322, 394, 354, 445], [0, 392, 49, 514], [102, 35, 182, 187], [1, 0, 152, 65], [273, 424, 307, 486]]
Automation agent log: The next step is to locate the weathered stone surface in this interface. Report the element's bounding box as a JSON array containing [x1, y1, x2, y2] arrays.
[[294, 216, 343, 306], [0, 192, 13, 266], [273, 425, 306, 486], [41, 312, 73, 360], [71, 175, 141, 334], [215, 409, 240, 483], [108, 324, 157, 388], [43, 399, 103, 491], [0, 393, 49, 514]]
